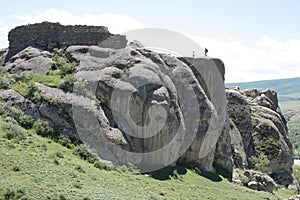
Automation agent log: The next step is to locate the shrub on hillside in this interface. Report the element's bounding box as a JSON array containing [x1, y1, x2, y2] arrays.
[[294, 167, 300, 194], [94, 161, 112, 171], [4, 187, 26, 200], [73, 144, 98, 164], [18, 115, 34, 129], [0, 103, 22, 119], [3, 123, 27, 142], [33, 120, 57, 138], [4, 116, 18, 124], [57, 136, 74, 149], [0, 103, 34, 129]]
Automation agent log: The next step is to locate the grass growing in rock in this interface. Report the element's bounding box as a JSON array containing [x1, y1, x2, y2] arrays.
[[0, 48, 77, 94]]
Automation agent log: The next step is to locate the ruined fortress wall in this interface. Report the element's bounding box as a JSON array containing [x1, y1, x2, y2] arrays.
[[6, 22, 126, 61]]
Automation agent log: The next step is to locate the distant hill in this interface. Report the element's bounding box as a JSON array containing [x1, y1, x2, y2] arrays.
[[226, 77, 300, 102]]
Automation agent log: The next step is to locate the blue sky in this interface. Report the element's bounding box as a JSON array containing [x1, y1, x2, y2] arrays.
[[1, 0, 300, 82]]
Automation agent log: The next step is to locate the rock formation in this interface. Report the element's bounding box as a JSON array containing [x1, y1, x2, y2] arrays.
[[227, 88, 293, 185], [233, 169, 278, 193], [4, 46, 52, 75], [0, 22, 293, 187]]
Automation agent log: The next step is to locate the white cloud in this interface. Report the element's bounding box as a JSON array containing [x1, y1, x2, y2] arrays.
[[193, 35, 300, 83], [0, 9, 144, 49], [0, 21, 20, 48]]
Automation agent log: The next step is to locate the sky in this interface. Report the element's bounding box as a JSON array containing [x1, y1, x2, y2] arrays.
[[1, 0, 300, 83]]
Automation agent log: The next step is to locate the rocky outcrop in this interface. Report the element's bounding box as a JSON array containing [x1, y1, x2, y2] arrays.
[[232, 169, 278, 193], [1, 21, 232, 174], [0, 23, 293, 186], [4, 46, 52, 75], [0, 88, 77, 139], [234, 169, 277, 193], [0, 48, 8, 66], [226, 89, 254, 168], [227, 88, 293, 185], [65, 44, 230, 173]]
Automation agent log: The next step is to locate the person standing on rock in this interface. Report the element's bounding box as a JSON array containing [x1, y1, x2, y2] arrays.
[[205, 48, 208, 56]]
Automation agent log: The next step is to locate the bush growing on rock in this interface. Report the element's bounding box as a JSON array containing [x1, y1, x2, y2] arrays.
[[51, 49, 78, 77], [0, 68, 15, 89], [250, 152, 271, 174], [257, 138, 281, 159], [58, 74, 76, 92]]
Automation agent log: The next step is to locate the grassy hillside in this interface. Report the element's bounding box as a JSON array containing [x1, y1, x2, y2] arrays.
[[280, 101, 300, 113], [0, 117, 288, 200]]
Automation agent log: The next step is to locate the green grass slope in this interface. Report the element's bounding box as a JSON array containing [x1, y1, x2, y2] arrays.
[[0, 118, 282, 200]]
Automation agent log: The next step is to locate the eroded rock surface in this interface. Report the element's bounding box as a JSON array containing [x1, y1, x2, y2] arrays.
[[227, 88, 293, 185], [0, 48, 8, 66], [0, 23, 293, 185], [66, 45, 229, 172], [4, 46, 52, 75]]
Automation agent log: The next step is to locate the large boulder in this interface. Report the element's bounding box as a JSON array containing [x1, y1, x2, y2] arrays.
[[0, 40, 232, 174], [243, 170, 277, 193], [66, 45, 231, 172], [233, 169, 277, 193], [0, 48, 8, 66], [4, 46, 52, 75]]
